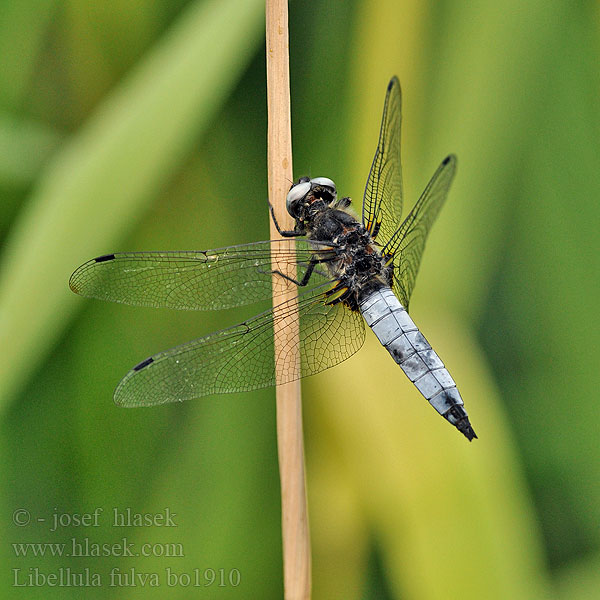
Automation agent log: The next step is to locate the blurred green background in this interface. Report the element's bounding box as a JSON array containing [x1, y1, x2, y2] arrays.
[[1, 0, 599, 598]]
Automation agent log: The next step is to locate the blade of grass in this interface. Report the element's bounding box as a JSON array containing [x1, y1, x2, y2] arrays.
[[0, 114, 62, 187], [0, 0, 264, 412]]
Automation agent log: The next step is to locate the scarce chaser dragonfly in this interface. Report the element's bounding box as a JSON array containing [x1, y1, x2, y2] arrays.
[[70, 77, 476, 441]]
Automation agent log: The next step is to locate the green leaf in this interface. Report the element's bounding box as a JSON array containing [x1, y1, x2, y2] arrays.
[[0, 0, 264, 412]]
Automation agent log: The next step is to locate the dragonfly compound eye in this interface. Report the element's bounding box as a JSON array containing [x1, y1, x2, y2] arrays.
[[286, 181, 311, 217], [310, 177, 337, 202], [310, 177, 336, 192]]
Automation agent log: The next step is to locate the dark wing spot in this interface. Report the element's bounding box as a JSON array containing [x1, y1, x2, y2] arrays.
[[95, 254, 116, 263], [133, 357, 154, 371]]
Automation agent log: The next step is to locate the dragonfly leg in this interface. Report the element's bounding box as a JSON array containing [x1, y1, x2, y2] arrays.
[[333, 196, 351, 209], [384, 255, 394, 287], [269, 202, 306, 237], [271, 255, 319, 287]]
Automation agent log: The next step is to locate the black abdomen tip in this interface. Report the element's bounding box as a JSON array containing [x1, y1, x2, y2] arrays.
[[455, 416, 477, 441], [444, 405, 477, 441]]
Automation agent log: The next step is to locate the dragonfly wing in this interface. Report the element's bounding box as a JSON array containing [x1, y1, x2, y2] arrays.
[[114, 284, 366, 407], [384, 155, 457, 308], [69, 239, 335, 311], [362, 76, 403, 246]]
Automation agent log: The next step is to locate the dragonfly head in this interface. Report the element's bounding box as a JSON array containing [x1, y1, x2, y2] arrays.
[[286, 176, 337, 221]]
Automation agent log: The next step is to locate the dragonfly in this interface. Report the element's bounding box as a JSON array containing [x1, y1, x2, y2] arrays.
[[70, 77, 476, 441]]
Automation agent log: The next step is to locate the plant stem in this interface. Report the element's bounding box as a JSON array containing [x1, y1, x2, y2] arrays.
[[265, 1, 311, 598]]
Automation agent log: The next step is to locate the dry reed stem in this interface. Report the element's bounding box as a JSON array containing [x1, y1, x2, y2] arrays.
[[266, 1, 311, 598]]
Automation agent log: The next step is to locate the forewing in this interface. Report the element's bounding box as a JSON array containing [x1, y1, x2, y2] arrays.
[[362, 76, 403, 246], [384, 155, 457, 308], [69, 239, 334, 310], [114, 284, 365, 406]]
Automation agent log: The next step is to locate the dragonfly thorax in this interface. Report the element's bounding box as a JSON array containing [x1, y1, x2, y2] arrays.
[[313, 214, 392, 309]]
